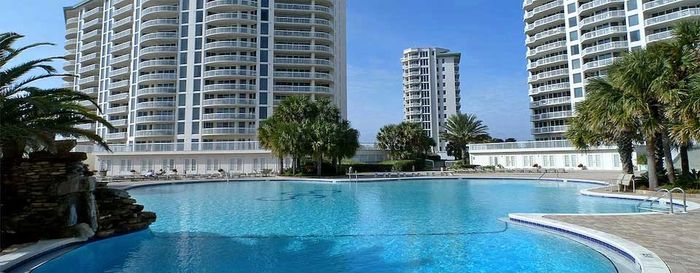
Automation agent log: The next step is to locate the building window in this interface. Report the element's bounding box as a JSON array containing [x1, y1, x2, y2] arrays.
[[567, 3, 576, 13], [627, 0, 637, 11], [628, 15, 639, 26], [630, 30, 640, 42], [574, 87, 584, 98], [568, 17, 577, 27], [569, 31, 578, 41], [573, 73, 582, 83], [570, 45, 579, 55], [572, 59, 581, 69]]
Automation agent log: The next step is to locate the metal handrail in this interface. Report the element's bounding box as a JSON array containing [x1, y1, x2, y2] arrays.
[[669, 187, 688, 213], [637, 189, 671, 213]]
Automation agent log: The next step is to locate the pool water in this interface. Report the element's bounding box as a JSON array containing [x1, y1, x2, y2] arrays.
[[32, 179, 640, 273]]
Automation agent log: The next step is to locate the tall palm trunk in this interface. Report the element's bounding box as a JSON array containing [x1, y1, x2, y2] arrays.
[[646, 136, 659, 189], [278, 156, 284, 174], [316, 155, 323, 176], [679, 144, 690, 176], [661, 133, 676, 184], [462, 146, 470, 165], [616, 135, 634, 174]]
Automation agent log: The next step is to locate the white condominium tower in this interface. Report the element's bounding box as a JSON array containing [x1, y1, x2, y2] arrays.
[[524, 0, 700, 140], [63, 0, 346, 150], [401, 48, 461, 156]]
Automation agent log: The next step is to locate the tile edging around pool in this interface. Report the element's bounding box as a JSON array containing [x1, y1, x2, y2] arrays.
[[508, 213, 670, 273]]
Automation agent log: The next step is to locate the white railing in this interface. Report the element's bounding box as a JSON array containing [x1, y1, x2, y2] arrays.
[[644, 0, 684, 10], [135, 115, 175, 122], [531, 125, 571, 134], [645, 8, 700, 26], [526, 27, 566, 44], [581, 26, 627, 41], [206, 0, 258, 9], [202, 83, 256, 92], [582, 41, 628, 56], [530, 97, 571, 107], [201, 127, 257, 135], [580, 0, 624, 13], [525, 13, 565, 32], [524, 0, 563, 19], [204, 41, 257, 50], [206, 12, 257, 23], [202, 113, 257, 120], [528, 41, 567, 57], [469, 139, 591, 151], [138, 86, 176, 95], [580, 10, 626, 27], [531, 110, 573, 121], [205, 27, 257, 36], [647, 30, 674, 43]]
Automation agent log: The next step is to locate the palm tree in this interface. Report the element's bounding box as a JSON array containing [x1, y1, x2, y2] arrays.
[[0, 32, 112, 163], [566, 77, 638, 174], [376, 122, 434, 160], [441, 113, 489, 164], [258, 116, 286, 173], [653, 20, 700, 176], [607, 48, 668, 188]]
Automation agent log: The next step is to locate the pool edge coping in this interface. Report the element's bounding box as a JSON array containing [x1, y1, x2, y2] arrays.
[[4, 176, 694, 273]]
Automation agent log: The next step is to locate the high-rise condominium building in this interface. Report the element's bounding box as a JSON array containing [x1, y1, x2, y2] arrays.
[[525, 0, 700, 140], [401, 48, 461, 156], [64, 0, 346, 173]]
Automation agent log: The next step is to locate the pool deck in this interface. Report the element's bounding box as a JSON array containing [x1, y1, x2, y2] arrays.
[[4, 171, 699, 273]]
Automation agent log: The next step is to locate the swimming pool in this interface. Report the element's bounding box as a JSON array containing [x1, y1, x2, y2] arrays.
[[32, 179, 642, 273]]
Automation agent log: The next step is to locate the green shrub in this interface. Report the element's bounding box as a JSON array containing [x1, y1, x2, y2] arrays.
[[341, 163, 393, 173]]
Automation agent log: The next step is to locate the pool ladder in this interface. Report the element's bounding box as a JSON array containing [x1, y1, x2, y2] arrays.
[[637, 188, 687, 214]]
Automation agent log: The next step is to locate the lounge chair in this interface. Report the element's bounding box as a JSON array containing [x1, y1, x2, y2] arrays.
[[611, 174, 633, 192]]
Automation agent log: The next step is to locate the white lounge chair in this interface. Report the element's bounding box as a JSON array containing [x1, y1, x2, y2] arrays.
[[612, 174, 634, 192]]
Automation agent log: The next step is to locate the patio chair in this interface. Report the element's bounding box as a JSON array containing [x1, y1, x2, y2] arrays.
[[611, 174, 633, 192]]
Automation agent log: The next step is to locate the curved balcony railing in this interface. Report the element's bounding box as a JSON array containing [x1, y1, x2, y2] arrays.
[[202, 113, 256, 120], [108, 92, 129, 101], [138, 86, 177, 96], [113, 30, 132, 42], [205, 0, 258, 10], [528, 68, 569, 82], [111, 42, 131, 54], [139, 59, 177, 69], [647, 30, 673, 43], [106, 106, 128, 114], [531, 110, 573, 121], [643, 0, 684, 11], [645, 8, 700, 27], [113, 17, 132, 30], [110, 80, 130, 89], [204, 41, 257, 50], [142, 5, 178, 18], [141, 32, 178, 43], [140, 46, 178, 55], [109, 119, 127, 127], [205, 13, 257, 23], [113, 4, 132, 18], [135, 115, 176, 123], [524, 0, 563, 20], [528, 54, 567, 69], [203, 69, 257, 78], [111, 54, 131, 65], [138, 73, 177, 82], [529, 82, 570, 95], [525, 13, 565, 33], [274, 44, 333, 52], [273, 71, 332, 79], [105, 132, 127, 140], [141, 19, 178, 30], [202, 98, 257, 106], [276, 17, 332, 26], [527, 40, 567, 57], [274, 57, 333, 66], [205, 26, 257, 37], [200, 127, 257, 135], [135, 101, 176, 110], [583, 57, 619, 70], [581, 41, 628, 57], [109, 67, 130, 77], [79, 64, 98, 74], [204, 55, 257, 64], [78, 75, 97, 85], [530, 96, 571, 107], [134, 129, 175, 137], [202, 83, 256, 92], [580, 26, 627, 42], [273, 85, 332, 93], [274, 30, 333, 40], [274, 3, 333, 14], [81, 41, 100, 53], [532, 125, 570, 134], [580, 10, 626, 28], [579, 0, 624, 15]]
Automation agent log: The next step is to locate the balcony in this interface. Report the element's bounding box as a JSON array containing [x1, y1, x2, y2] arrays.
[[528, 68, 569, 83], [141, 19, 178, 32], [274, 3, 333, 15], [79, 64, 98, 74], [80, 87, 98, 95], [644, 0, 685, 12], [580, 26, 627, 43], [204, 41, 257, 51], [66, 17, 79, 26], [78, 75, 97, 85], [205, 13, 257, 24], [525, 13, 565, 34], [138, 86, 177, 96], [582, 58, 619, 71], [65, 28, 78, 38], [81, 30, 100, 42], [106, 106, 128, 114], [204, 55, 256, 64], [202, 98, 257, 106], [645, 8, 700, 27], [105, 132, 127, 140], [83, 18, 101, 31], [581, 41, 628, 57], [135, 101, 176, 110], [113, 4, 132, 19], [110, 80, 130, 89], [531, 110, 573, 121], [81, 41, 100, 53], [647, 30, 673, 43], [113, 30, 132, 43], [134, 129, 175, 137], [200, 127, 257, 135], [64, 61, 76, 72], [140, 32, 177, 44], [274, 44, 333, 53], [111, 54, 131, 65], [139, 59, 177, 69], [109, 119, 128, 127], [274, 30, 333, 40], [83, 8, 102, 20], [530, 96, 571, 107], [202, 113, 256, 121], [276, 17, 332, 27], [273, 85, 331, 93], [205, 26, 257, 37], [203, 69, 257, 78], [202, 83, 256, 93], [580, 10, 626, 29], [108, 92, 129, 102], [65, 39, 77, 49], [135, 115, 176, 123], [524, 0, 563, 20], [138, 73, 177, 83], [205, 0, 258, 11], [528, 54, 567, 69], [141, 5, 178, 19], [526, 27, 566, 45], [113, 16, 132, 31], [273, 71, 332, 80], [527, 41, 567, 58], [112, 41, 131, 54], [532, 125, 570, 134], [140, 46, 178, 56], [579, 0, 625, 16]]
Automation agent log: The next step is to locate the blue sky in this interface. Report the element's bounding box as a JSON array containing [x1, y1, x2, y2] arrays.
[[1, 0, 531, 142]]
